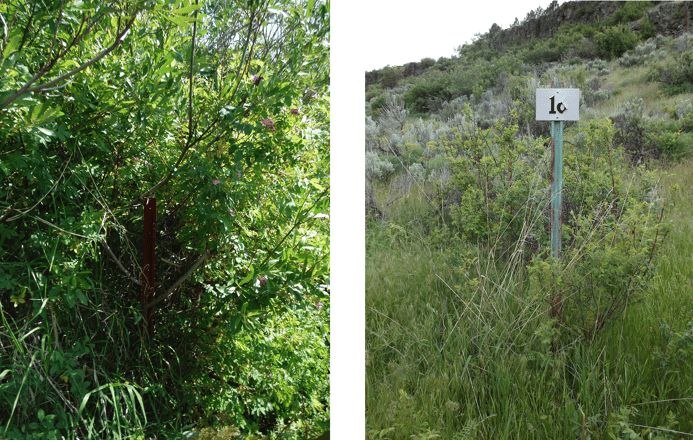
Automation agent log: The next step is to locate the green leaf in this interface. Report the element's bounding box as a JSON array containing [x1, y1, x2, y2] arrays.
[[3, 30, 22, 59], [75, 289, 88, 305], [98, 5, 120, 15], [64, 291, 75, 308], [0, 369, 12, 381], [159, 12, 190, 28], [171, 3, 203, 14], [239, 266, 254, 286], [37, 126, 54, 137]]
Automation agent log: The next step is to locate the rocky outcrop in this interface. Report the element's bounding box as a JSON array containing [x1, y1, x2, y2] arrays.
[[644, 1, 691, 38], [494, 1, 692, 47]]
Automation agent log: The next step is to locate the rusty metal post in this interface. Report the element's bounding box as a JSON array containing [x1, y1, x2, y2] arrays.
[[142, 198, 156, 339]]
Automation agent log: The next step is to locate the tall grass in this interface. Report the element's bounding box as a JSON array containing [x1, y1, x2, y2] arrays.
[[0, 298, 152, 440], [366, 159, 693, 439]]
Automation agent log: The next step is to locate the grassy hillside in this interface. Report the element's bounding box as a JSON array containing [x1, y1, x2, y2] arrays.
[[365, 7, 693, 439]]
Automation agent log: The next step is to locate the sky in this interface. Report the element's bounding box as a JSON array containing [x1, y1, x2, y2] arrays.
[[360, 0, 571, 72]]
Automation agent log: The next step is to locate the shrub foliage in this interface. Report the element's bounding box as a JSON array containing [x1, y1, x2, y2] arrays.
[[0, 0, 330, 438]]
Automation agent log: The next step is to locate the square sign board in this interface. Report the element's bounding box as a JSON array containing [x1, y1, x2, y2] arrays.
[[536, 88, 580, 121]]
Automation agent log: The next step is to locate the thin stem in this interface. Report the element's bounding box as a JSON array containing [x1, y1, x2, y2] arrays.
[[187, 0, 199, 147], [0, 10, 138, 111]]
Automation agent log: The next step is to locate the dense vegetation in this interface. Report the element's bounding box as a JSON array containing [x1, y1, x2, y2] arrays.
[[366, 2, 693, 439], [0, 0, 330, 439]]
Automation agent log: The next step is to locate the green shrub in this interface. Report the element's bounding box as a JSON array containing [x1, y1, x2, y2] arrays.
[[404, 73, 455, 114], [370, 95, 387, 116], [650, 48, 693, 94], [420, 57, 436, 69], [609, 1, 653, 25], [595, 26, 638, 60], [402, 142, 425, 165], [609, 99, 684, 161], [529, 118, 666, 342], [440, 110, 666, 343], [442, 106, 549, 249], [381, 66, 403, 89], [366, 88, 382, 103], [639, 14, 655, 40]]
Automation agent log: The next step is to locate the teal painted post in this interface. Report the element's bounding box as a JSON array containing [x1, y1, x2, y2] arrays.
[[550, 81, 564, 261], [549, 82, 564, 329], [551, 119, 563, 260]]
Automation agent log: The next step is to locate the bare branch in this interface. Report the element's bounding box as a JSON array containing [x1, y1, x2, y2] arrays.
[[99, 238, 142, 286], [143, 250, 211, 311]]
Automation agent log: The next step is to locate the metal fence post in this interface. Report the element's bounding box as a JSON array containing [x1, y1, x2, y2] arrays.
[[142, 197, 156, 339]]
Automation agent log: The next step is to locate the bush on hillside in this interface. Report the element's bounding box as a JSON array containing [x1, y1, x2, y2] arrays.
[[404, 72, 455, 114], [442, 106, 549, 250], [651, 48, 693, 95], [595, 26, 639, 60], [608, 1, 653, 26], [381, 66, 403, 89], [530, 118, 666, 342], [610, 98, 683, 161], [436, 106, 667, 342]]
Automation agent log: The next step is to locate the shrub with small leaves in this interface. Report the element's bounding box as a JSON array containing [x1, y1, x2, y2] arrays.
[[442, 105, 549, 249], [529, 118, 667, 342]]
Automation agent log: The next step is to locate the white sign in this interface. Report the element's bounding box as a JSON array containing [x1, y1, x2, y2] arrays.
[[536, 88, 580, 121]]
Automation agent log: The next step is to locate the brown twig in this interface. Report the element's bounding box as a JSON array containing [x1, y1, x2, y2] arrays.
[[142, 249, 211, 311]]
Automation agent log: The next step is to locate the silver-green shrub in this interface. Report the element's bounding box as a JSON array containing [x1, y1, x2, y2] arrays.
[[618, 52, 640, 68], [676, 99, 693, 120], [635, 40, 657, 57], [408, 163, 426, 182], [378, 93, 409, 134], [585, 59, 607, 74], [675, 33, 693, 54], [366, 151, 395, 182], [365, 116, 380, 151], [582, 77, 610, 108]]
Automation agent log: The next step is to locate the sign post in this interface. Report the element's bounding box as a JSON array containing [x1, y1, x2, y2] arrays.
[[536, 83, 579, 326], [536, 83, 580, 260], [142, 197, 156, 340]]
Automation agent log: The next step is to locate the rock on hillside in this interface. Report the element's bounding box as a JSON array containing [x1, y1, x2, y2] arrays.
[[498, 1, 692, 44]]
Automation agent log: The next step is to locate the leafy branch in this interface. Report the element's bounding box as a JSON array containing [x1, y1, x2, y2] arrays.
[[0, 7, 141, 111]]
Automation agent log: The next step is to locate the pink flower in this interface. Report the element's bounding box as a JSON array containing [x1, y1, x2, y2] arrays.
[[290, 108, 299, 115], [316, 301, 323, 310], [228, 207, 234, 217], [133, 157, 153, 167], [259, 277, 267, 287], [213, 180, 220, 185], [237, 172, 241, 178], [261, 119, 276, 131]]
